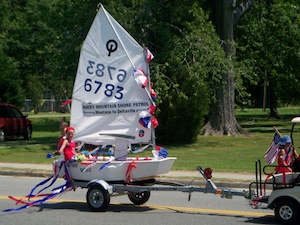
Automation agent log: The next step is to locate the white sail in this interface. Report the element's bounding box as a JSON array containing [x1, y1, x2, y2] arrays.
[[52, 5, 176, 182], [71, 5, 152, 146]]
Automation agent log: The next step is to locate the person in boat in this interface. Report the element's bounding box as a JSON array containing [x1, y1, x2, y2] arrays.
[[59, 117, 68, 138], [57, 126, 67, 150], [54, 126, 86, 161], [275, 135, 293, 173]]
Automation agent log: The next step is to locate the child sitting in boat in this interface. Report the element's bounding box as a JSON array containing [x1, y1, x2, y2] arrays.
[[54, 126, 86, 161]]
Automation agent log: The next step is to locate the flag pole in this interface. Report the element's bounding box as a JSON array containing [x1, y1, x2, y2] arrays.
[[273, 126, 282, 136]]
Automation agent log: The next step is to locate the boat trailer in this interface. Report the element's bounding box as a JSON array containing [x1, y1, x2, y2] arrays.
[[72, 166, 248, 211]]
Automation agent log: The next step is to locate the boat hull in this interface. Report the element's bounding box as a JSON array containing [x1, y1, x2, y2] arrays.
[[53, 157, 176, 182]]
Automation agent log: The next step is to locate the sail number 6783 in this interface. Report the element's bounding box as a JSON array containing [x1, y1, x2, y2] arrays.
[[84, 79, 124, 99], [84, 60, 127, 99], [86, 60, 126, 82]]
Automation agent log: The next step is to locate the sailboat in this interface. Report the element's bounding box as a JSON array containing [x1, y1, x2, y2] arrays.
[[53, 4, 176, 182]]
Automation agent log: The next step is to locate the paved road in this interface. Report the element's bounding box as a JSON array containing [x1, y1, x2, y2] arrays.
[[0, 176, 277, 225]]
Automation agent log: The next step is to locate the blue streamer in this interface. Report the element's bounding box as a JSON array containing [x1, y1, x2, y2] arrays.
[[99, 161, 111, 171], [28, 161, 65, 199], [3, 161, 73, 212]]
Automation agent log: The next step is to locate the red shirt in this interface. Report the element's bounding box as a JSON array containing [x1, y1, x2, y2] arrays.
[[276, 149, 292, 173], [63, 140, 76, 160]]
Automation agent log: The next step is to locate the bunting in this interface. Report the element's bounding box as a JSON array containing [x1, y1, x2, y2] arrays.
[[133, 68, 148, 88], [146, 48, 154, 63], [3, 161, 74, 212]]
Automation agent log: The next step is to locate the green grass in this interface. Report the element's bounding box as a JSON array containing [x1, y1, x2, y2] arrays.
[[0, 115, 67, 164], [1, 108, 300, 173]]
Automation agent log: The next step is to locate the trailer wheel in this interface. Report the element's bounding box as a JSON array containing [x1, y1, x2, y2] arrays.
[[0, 129, 5, 142], [274, 199, 300, 225], [86, 185, 110, 211], [128, 191, 150, 205]]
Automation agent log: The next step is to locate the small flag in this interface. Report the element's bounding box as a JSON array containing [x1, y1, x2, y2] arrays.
[[155, 146, 168, 158], [151, 116, 159, 128], [149, 105, 156, 115], [146, 48, 154, 63], [61, 99, 72, 107], [151, 89, 157, 101], [138, 111, 159, 129], [133, 68, 148, 88], [139, 116, 151, 128], [139, 111, 151, 128], [264, 132, 281, 164]]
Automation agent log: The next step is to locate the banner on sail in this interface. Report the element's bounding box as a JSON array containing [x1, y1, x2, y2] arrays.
[[82, 101, 150, 116]]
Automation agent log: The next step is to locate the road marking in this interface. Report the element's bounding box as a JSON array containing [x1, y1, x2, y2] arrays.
[[0, 195, 272, 217]]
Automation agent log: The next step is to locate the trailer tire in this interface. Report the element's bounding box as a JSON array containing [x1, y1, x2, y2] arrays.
[[274, 199, 300, 225], [86, 184, 110, 211], [0, 129, 5, 142], [128, 190, 150, 205]]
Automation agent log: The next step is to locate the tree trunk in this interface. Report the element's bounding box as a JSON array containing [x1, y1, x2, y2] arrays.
[[268, 80, 281, 119], [202, 0, 247, 136]]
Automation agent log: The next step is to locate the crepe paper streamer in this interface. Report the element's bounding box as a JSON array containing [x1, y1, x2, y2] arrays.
[[3, 161, 74, 212], [125, 161, 138, 183]]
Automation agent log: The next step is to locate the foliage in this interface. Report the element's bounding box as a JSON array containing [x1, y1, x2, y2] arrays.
[[235, 1, 300, 109], [27, 74, 45, 113], [119, 1, 226, 143], [0, 1, 25, 107], [0, 47, 24, 107]]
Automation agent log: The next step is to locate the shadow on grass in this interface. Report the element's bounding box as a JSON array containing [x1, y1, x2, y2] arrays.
[[0, 137, 58, 150]]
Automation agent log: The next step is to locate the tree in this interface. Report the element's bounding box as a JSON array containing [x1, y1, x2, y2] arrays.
[[119, 1, 227, 143], [44, 0, 97, 101], [0, 47, 24, 107], [27, 75, 44, 114], [235, 1, 300, 118], [202, 0, 255, 136], [0, 1, 25, 107]]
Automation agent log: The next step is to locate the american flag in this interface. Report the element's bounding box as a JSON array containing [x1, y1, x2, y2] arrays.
[[264, 132, 281, 164], [146, 48, 154, 63]]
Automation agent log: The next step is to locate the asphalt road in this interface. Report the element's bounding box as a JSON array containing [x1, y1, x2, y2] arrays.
[[0, 175, 280, 225]]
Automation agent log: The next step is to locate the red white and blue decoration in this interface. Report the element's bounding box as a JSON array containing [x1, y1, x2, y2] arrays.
[[3, 162, 74, 212], [139, 111, 159, 129], [146, 48, 154, 63], [133, 68, 148, 88]]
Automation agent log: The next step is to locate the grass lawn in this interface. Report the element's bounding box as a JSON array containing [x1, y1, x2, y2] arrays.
[[1, 107, 300, 173]]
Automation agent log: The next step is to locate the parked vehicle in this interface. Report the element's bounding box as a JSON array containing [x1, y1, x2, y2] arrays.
[[0, 103, 32, 142]]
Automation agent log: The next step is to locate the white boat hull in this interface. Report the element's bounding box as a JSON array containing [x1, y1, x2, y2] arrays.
[[53, 157, 176, 182]]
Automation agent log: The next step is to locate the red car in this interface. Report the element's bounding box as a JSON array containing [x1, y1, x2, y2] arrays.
[[0, 103, 32, 142]]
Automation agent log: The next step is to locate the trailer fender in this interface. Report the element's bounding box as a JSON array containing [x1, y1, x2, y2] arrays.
[[86, 179, 113, 195]]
